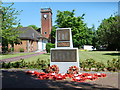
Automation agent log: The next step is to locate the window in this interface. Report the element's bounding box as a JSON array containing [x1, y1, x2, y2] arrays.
[[44, 32, 47, 34]]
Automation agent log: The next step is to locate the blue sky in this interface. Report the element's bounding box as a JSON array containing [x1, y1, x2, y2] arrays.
[[4, 2, 118, 29]]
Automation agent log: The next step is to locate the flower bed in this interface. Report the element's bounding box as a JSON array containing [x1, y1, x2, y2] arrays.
[[25, 65, 107, 82]]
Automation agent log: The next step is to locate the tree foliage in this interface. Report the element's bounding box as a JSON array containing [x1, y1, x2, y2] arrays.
[[96, 15, 120, 50], [51, 25, 57, 43], [55, 10, 93, 48], [18, 25, 23, 27], [28, 25, 39, 30], [90, 25, 98, 49], [1, 3, 22, 52]]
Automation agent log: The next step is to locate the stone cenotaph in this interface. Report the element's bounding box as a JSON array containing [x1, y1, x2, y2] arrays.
[[50, 28, 79, 73]]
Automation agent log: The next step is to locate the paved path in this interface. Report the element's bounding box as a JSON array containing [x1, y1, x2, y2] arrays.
[[0, 51, 46, 63], [1, 69, 119, 89]]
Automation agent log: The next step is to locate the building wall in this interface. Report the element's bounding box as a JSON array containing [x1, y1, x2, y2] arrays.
[[14, 40, 28, 52], [38, 39, 43, 51], [29, 40, 38, 52], [9, 40, 38, 52], [42, 39, 48, 50], [37, 38, 48, 51]]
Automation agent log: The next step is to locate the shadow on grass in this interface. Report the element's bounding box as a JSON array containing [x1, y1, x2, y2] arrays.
[[44, 53, 50, 55], [103, 53, 120, 56], [1, 70, 118, 89]]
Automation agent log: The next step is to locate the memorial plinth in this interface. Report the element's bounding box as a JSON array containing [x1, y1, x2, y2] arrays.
[[50, 28, 79, 73]]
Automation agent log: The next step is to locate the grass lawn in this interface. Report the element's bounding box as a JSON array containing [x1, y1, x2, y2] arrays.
[[22, 53, 50, 63], [20, 50, 119, 64], [0, 52, 35, 60], [79, 50, 119, 64]]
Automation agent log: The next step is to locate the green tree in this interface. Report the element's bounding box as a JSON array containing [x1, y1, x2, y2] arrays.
[[28, 25, 39, 30], [51, 25, 57, 43], [90, 24, 98, 49], [1, 3, 22, 53], [18, 25, 23, 27], [55, 10, 93, 48], [96, 15, 120, 50], [0, 2, 2, 45]]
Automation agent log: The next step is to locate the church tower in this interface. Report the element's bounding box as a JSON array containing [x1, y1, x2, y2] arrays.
[[41, 8, 52, 40]]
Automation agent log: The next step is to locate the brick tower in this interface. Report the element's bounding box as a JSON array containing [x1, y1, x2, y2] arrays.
[[41, 8, 52, 41]]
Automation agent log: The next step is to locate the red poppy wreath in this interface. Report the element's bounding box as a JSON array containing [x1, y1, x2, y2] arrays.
[[46, 65, 59, 74], [67, 66, 79, 74]]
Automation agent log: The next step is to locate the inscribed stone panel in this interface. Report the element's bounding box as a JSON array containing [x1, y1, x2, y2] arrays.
[[51, 49, 77, 62], [57, 29, 70, 41]]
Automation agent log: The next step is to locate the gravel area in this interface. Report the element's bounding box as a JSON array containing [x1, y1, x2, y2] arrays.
[[0, 69, 119, 89]]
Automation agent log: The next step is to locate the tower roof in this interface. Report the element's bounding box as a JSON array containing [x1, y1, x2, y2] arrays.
[[41, 8, 52, 13]]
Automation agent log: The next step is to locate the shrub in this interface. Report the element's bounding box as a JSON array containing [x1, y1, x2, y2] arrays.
[[80, 58, 120, 72], [2, 59, 26, 68], [8, 48, 14, 52], [2, 46, 8, 54], [46, 43, 55, 53], [27, 62, 32, 68], [19, 59, 27, 68], [95, 62, 105, 71], [1, 58, 49, 69], [12, 61, 20, 68], [19, 48, 24, 52], [80, 59, 104, 71], [2, 58, 119, 72], [36, 59, 48, 69], [2, 62, 6, 68], [80, 61, 87, 71], [81, 59, 96, 71], [107, 58, 120, 71], [2, 62, 13, 68]]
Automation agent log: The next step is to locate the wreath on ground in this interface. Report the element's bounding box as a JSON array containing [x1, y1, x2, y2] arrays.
[[45, 65, 59, 74], [26, 65, 107, 82], [67, 66, 79, 74]]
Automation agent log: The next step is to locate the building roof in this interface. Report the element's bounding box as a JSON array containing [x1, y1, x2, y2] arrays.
[[18, 27, 47, 40]]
